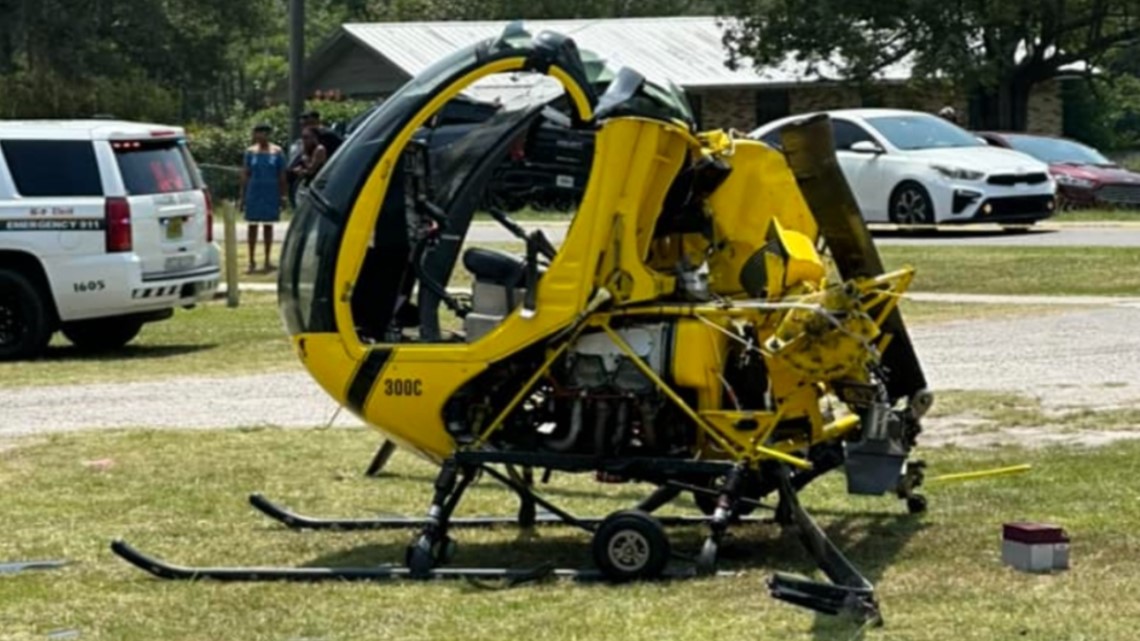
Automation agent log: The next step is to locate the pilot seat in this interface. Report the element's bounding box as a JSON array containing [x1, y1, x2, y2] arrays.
[[462, 247, 544, 341]]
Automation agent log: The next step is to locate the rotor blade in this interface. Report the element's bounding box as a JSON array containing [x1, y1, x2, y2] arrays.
[[779, 114, 928, 403]]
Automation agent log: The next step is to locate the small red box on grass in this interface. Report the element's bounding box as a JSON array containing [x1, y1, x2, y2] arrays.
[[1001, 522, 1070, 573]]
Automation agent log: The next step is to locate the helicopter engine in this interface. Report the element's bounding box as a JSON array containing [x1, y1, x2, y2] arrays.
[[544, 323, 677, 456]]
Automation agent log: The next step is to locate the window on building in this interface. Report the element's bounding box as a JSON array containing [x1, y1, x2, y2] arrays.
[[860, 87, 885, 108], [1, 140, 103, 197], [755, 89, 791, 127]]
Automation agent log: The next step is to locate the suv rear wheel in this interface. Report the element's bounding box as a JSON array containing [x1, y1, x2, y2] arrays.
[[0, 268, 53, 361], [62, 317, 143, 352]]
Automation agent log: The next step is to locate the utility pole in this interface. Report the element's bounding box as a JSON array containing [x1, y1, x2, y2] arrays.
[[289, 0, 305, 142]]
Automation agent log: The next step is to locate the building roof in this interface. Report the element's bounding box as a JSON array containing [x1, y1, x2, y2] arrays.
[[337, 17, 915, 90]]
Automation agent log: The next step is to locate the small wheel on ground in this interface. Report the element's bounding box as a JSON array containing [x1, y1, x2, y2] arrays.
[[62, 317, 143, 352], [906, 494, 928, 515], [405, 533, 455, 576], [889, 181, 936, 227], [592, 510, 670, 582], [0, 268, 53, 361]]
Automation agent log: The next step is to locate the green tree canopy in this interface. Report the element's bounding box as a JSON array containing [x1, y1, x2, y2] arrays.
[[717, 0, 1140, 130]]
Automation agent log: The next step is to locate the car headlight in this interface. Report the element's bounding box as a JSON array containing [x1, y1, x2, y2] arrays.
[[931, 164, 985, 181], [1054, 174, 1096, 189]]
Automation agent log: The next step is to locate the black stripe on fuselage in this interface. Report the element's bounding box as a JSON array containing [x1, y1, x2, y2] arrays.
[[345, 348, 393, 413]]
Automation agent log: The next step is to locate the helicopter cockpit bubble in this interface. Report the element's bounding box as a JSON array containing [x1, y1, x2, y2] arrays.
[[276, 25, 637, 458]]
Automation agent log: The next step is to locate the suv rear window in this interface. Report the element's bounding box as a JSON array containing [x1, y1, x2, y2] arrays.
[[1, 140, 104, 197], [113, 140, 201, 195]]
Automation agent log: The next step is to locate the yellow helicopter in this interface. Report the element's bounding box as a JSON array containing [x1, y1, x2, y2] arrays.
[[114, 24, 937, 622]]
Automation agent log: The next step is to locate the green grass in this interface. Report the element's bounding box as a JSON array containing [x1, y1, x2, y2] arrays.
[[221, 238, 283, 284], [1052, 208, 1140, 223], [897, 301, 1062, 325], [1, 427, 1138, 641], [486, 240, 1139, 297], [0, 294, 294, 387], [879, 245, 1140, 296]]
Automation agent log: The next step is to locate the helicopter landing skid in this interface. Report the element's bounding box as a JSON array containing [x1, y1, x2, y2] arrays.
[[112, 455, 879, 623], [249, 492, 767, 531], [110, 539, 738, 584], [249, 461, 773, 533], [111, 461, 742, 585]]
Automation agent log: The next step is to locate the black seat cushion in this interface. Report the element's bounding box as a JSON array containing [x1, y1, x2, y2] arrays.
[[463, 247, 526, 287]]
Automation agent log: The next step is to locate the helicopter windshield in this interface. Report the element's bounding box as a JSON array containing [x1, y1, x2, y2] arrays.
[[279, 29, 560, 336], [279, 24, 695, 340], [361, 71, 589, 345]]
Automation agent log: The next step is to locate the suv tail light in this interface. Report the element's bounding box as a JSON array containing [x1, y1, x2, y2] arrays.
[[203, 189, 214, 242], [105, 197, 132, 253]]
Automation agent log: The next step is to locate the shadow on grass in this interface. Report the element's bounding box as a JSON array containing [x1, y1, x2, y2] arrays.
[[39, 344, 218, 363], [302, 531, 594, 571]]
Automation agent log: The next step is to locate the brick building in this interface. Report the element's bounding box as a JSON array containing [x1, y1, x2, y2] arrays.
[[305, 17, 1065, 135]]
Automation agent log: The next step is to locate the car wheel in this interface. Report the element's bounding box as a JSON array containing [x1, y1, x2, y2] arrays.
[[0, 268, 53, 361], [62, 317, 144, 352], [889, 181, 935, 226]]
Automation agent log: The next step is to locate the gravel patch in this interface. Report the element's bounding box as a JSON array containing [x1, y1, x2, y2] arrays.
[[0, 372, 362, 437], [913, 306, 1140, 407]]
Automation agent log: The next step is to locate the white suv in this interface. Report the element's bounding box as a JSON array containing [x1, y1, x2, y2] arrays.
[[0, 120, 220, 360]]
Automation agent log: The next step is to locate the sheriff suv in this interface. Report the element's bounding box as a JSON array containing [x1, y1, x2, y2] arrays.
[[0, 120, 220, 360]]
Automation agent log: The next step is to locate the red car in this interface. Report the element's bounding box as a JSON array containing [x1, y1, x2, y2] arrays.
[[978, 132, 1140, 208]]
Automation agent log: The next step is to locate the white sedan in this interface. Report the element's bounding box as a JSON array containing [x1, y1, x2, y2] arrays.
[[750, 109, 1058, 225]]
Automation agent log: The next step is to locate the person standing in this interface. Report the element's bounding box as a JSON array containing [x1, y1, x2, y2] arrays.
[[291, 126, 328, 186], [288, 111, 343, 207], [239, 123, 286, 274], [299, 110, 344, 156]]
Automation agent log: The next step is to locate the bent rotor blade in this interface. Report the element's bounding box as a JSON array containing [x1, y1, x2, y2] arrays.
[[780, 114, 928, 403]]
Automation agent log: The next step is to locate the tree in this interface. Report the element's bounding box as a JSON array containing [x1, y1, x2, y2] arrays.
[[717, 0, 1140, 130], [366, 0, 714, 20], [0, 0, 276, 121]]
